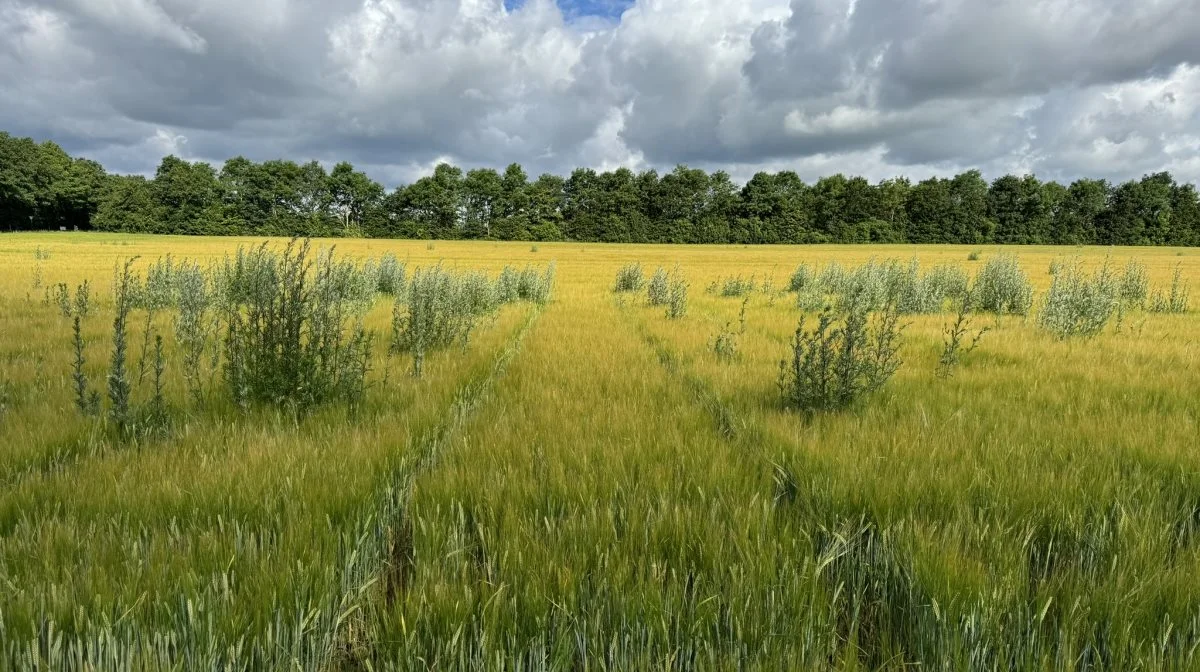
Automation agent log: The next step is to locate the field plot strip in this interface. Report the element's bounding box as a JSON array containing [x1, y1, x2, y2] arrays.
[[349, 289, 858, 668]]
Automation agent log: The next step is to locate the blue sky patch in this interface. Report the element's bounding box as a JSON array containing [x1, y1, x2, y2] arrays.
[[504, 0, 635, 21]]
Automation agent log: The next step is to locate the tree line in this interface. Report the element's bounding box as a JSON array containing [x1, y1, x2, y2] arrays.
[[4, 130, 1199, 246]]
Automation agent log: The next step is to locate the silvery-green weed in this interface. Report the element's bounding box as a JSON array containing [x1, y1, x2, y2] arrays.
[[974, 254, 1033, 316], [1039, 259, 1119, 339], [647, 267, 669, 306], [1120, 259, 1149, 307], [779, 292, 904, 413], [712, 275, 756, 297], [788, 263, 815, 292], [666, 269, 688, 320], [713, 298, 748, 362], [220, 240, 372, 411], [614, 263, 645, 293], [375, 253, 406, 296], [516, 263, 555, 304]]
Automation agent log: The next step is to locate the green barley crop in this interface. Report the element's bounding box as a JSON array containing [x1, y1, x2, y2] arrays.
[[4, 235, 1199, 670], [1149, 265, 1191, 314]]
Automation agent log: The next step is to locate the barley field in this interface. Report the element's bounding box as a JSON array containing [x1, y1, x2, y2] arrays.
[[1, 233, 1198, 670]]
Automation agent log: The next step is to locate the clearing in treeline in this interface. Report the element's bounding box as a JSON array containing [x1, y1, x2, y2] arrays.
[[1, 233, 1198, 670]]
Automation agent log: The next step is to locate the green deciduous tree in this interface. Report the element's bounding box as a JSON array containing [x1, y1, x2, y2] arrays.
[[152, 155, 223, 235], [2, 129, 1199, 247], [327, 161, 384, 236]]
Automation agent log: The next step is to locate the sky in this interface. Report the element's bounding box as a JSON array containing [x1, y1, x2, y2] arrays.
[[2, 0, 1199, 188]]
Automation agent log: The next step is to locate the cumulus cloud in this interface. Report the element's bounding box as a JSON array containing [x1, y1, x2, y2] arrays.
[[0, 0, 1197, 185]]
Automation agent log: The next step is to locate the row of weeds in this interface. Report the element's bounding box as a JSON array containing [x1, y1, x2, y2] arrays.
[[777, 255, 1188, 347], [56, 240, 555, 442], [1041, 258, 1190, 339], [392, 263, 554, 377], [790, 257, 973, 315], [784, 254, 1188, 326], [622, 253, 1190, 414], [2, 241, 552, 668], [617, 263, 688, 318]]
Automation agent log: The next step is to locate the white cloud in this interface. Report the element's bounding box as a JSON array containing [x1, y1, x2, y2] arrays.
[[149, 128, 189, 157], [785, 106, 885, 135], [1024, 64, 1200, 183], [1, 0, 1198, 186]]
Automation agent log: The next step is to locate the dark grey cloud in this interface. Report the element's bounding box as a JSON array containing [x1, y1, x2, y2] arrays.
[[875, 0, 1200, 105], [1, 0, 1197, 187]]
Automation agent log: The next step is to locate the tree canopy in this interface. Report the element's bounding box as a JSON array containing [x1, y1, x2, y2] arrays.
[[2, 131, 1198, 246]]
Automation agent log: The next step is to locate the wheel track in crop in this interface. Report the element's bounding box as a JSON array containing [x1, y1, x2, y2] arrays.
[[324, 304, 544, 670], [624, 308, 763, 450]]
